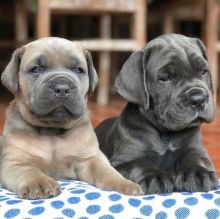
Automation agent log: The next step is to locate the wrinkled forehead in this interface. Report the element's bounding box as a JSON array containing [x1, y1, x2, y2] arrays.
[[148, 38, 208, 71], [21, 38, 87, 68]]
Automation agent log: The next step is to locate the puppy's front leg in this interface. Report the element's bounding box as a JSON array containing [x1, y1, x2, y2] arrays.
[[0, 146, 60, 199], [76, 151, 143, 195], [175, 148, 218, 192], [1, 164, 61, 199]]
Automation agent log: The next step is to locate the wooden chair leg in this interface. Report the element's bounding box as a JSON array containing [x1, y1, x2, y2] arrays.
[[15, 0, 28, 45], [163, 13, 175, 34], [131, 0, 146, 47], [97, 52, 111, 105], [36, 0, 50, 38], [97, 14, 111, 105], [203, 0, 218, 103]]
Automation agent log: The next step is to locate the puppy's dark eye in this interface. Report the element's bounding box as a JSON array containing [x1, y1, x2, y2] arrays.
[[30, 65, 44, 74], [201, 69, 208, 75], [73, 66, 84, 74], [158, 74, 172, 82]]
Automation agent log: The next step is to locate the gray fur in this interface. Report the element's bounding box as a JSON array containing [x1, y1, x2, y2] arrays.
[[95, 34, 218, 194]]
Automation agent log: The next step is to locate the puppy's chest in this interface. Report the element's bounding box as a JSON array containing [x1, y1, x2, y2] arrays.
[[157, 136, 183, 170], [20, 134, 74, 161], [24, 127, 97, 175], [33, 136, 67, 158], [25, 135, 79, 178], [16, 128, 77, 160], [162, 140, 177, 153], [160, 134, 181, 152], [32, 128, 88, 160]]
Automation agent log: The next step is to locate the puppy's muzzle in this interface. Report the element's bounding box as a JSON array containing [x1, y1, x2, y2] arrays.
[[49, 76, 76, 98], [186, 88, 207, 109]]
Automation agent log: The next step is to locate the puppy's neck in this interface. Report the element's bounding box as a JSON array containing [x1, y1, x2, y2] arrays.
[[7, 100, 91, 134], [35, 127, 67, 136], [122, 102, 201, 153], [19, 99, 87, 126], [121, 103, 159, 135], [124, 103, 162, 131]]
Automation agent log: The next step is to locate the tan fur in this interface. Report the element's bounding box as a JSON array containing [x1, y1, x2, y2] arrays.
[[0, 38, 143, 199]]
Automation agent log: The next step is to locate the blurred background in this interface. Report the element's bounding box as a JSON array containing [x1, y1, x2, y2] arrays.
[[0, 0, 220, 175]]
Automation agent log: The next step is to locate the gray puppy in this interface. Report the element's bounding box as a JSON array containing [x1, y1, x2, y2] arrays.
[[95, 33, 218, 194]]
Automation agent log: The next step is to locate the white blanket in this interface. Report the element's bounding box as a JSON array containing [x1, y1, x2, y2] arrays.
[[0, 180, 220, 219]]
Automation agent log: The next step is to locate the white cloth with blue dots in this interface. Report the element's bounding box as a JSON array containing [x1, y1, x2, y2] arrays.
[[0, 180, 220, 219]]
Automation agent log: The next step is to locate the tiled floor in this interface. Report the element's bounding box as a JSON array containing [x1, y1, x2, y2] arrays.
[[0, 97, 220, 176]]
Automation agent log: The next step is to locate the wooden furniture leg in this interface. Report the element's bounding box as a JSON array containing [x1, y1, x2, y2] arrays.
[[132, 0, 147, 46], [15, 0, 28, 45], [36, 0, 50, 38], [204, 0, 218, 103], [97, 14, 111, 105], [163, 13, 175, 33]]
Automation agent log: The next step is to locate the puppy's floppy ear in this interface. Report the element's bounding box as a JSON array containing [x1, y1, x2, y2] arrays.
[[83, 49, 98, 94], [194, 38, 208, 61], [115, 49, 150, 110], [194, 38, 214, 92], [1, 47, 24, 95]]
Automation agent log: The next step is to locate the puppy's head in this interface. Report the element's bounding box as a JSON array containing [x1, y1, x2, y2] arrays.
[[116, 33, 214, 131], [1, 37, 98, 126]]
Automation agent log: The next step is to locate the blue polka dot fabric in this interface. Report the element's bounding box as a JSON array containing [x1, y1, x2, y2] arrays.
[[0, 180, 220, 218]]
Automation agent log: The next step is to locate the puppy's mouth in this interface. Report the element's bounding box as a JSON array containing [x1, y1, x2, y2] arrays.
[[156, 99, 214, 131], [30, 106, 77, 123], [189, 117, 205, 126], [46, 107, 73, 121], [29, 94, 86, 121]]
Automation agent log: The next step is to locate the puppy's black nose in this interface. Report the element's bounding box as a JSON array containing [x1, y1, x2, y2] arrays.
[[188, 90, 206, 108], [52, 84, 71, 98]]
